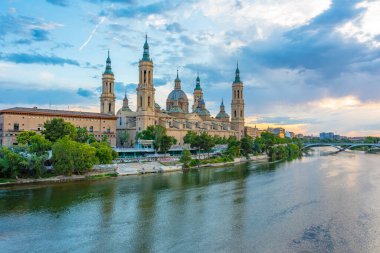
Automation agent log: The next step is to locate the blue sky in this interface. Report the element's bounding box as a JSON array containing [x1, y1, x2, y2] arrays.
[[1, 0, 380, 136]]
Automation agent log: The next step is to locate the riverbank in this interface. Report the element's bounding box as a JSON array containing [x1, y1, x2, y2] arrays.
[[0, 154, 269, 187]]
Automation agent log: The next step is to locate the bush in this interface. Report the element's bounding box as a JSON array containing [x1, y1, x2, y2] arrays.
[[52, 138, 97, 175], [91, 141, 114, 164], [189, 159, 200, 167]]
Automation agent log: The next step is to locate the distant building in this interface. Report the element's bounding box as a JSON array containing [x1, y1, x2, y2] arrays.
[[244, 126, 262, 139], [268, 127, 285, 138], [296, 133, 304, 139], [320, 132, 335, 140]]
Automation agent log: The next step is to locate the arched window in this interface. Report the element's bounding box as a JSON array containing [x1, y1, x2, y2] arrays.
[[106, 83, 108, 92], [234, 90, 236, 99], [240, 110, 243, 117], [109, 103, 112, 112], [148, 96, 151, 107], [234, 110, 237, 117], [140, 96, 143, 107], [237, 90, 240, 98], [119, 117, 122, 126], [144, 70, 146, 83], [148, 71, 151, 84], [109, 83, 112, 93], [140, 71, 142, 83]]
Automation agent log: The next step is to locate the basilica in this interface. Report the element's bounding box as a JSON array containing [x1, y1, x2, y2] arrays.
[[102, 36, 245, 147]]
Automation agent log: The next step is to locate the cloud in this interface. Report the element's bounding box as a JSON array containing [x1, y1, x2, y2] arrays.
[[77, 88, 96, 98], [165, 22, 184, 33], [0, 13, 61, 42], [46, 0, 69, 7], [31, 29, 50, 41], [0, 53, 79, 66]]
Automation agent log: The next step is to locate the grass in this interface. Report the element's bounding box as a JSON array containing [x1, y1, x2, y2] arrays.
[[86, 173, 118, 180], [0, 178, 17, 184]]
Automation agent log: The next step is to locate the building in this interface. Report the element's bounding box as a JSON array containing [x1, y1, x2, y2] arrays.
[[320, 132, 335, 140], [268, 127, 285, 138], [0, 50, 119, 147], [116, 36, 245, 146], [0, 107, 117, 147], [244, 126, 262, 139]]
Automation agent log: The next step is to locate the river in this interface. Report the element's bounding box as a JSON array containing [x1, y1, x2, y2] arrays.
[[1, 149, 380, 253]]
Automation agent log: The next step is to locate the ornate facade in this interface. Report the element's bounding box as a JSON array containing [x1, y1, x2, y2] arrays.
[[116, 36, 246, 147]]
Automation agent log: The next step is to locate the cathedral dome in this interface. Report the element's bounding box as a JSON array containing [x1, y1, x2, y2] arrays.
[[216, 111, 229, 119], [167, 89, 188, 101]]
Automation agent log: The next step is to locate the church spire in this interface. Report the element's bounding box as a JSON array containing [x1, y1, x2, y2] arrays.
[[142, 33, 151, 61], [174, 68, 181, 90], [195, 72, 201, 90], [104, 50, 113, 75], [234, 61, 240, 83]]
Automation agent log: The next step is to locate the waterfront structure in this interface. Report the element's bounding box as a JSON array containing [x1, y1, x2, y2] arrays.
[[116, 36, 245, 146], [0, 52, 119, 147]]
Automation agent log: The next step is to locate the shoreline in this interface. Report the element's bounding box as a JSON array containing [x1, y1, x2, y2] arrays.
[[0, 155, 269, 188]]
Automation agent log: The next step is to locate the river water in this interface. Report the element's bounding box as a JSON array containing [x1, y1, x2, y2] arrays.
[[1, 149, 380, 253]]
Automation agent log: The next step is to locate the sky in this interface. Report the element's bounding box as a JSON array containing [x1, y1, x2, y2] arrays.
[[0, 0, 380, 137]]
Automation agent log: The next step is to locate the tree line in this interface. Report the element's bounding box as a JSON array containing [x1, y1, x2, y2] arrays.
[[0, 118, 117, 179]]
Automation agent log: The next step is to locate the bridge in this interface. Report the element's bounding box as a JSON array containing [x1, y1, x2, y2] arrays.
[[302, 143, 380, 151]]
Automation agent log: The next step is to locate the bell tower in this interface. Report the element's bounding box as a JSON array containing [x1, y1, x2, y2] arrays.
[[136, 35, 155, 131], [192, 72, 204, 112], [231, 62, 245, 139], [100, 50, 116, 115]]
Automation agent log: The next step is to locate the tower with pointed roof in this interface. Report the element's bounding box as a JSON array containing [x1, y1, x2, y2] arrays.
[[231, 62, 245, 139], [136, 35, 155, 131], [100, 50, 116, 115], [192, 72, 204, 112]]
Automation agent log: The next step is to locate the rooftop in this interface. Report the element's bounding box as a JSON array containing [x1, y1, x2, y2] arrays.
[[0, 107, 117, 120]]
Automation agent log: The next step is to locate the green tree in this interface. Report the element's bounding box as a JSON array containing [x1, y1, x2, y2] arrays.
[[180, 150, 192, 168], [16, 131, 37, 145], [0, 147, 28, 178], [138, 125, 175, 153], [240, 136, 254, 157], [91, 141, 114, 164], [52, 137, 97, 175], [119, 131, 129, 147], [42, 118, 77, 142], [28, 135, 51, 156], [198, 132, 215, 158], [160, 135, 176, 153], [76, 127, 89, 143]]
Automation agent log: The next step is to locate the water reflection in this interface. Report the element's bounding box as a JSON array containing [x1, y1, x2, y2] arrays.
[[1, 149, 380, 253]]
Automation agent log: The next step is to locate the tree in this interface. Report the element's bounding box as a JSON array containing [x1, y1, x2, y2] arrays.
[[17, 131, 37, 145], [184, 131, 202, 158], [138, 125, 175, 153], [198, 132, 215, 158], [42, 118, 77, 142], [28, 135, 52, 156], [240, 136, 254, 157], [160, 135, 176, 153], [76, 127, 89, 143], [180, 150, 192, 168], [119, 131, 129, 147], [52, 137, 97, 175], [0, 147, 28, 178], [91, 141, 114, 164]]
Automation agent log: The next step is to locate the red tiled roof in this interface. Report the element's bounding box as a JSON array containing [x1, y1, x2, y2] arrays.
[[0, 107, 117, 120]]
